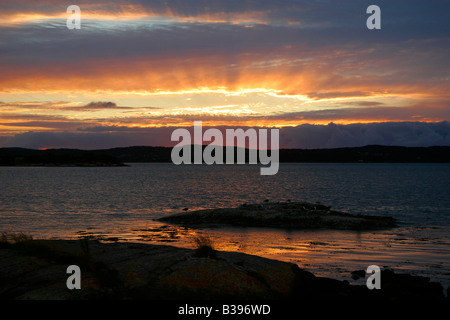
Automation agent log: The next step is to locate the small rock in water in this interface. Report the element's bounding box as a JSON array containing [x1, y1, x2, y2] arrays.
[[351, 270, 366, 280]]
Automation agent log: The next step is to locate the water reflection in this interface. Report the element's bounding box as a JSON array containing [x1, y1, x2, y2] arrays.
[[1, 163, 449, 288], [59, 220, 450, 288]]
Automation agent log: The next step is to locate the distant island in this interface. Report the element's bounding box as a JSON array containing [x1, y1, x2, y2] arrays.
[[0, 145, 449, 166], [158, 201, 398, 230], [0, 148, 126, 167]]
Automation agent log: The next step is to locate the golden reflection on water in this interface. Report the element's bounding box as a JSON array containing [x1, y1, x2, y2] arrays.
[[51, 220, 450, 287]]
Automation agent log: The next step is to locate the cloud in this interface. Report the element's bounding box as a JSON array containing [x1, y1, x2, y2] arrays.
[[105, 102, 449, 126], [0, 1, 448, 99], [279, 121, 450, 149], [270, 103, 450, 123], [65, 101, 144, 111], [1, 0, 449, 31], [1, 130, 172, 149], [1, 100, 448, 134], [0, 100, 159, 114], [345, 101, 385, 107], [0, 1, 448, 142], [2, 121, 449, 150]]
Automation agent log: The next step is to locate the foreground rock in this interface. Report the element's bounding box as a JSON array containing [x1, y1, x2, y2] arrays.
[[0, 239, 446, 300], [158, 202, 397, 230]]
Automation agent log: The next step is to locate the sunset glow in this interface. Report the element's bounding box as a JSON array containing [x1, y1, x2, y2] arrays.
[[0, 0, 449, 149]]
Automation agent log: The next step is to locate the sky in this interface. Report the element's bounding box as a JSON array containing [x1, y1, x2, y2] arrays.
[[0, 0, 449, 149]]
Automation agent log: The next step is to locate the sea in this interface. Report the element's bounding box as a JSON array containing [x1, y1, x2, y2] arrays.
[[1, 163, 449, 288]]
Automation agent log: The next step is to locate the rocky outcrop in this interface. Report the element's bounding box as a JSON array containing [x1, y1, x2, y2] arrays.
[[0, 239, 446, 300], [158, 202, 397, 230], [0, 240, 302, 300]]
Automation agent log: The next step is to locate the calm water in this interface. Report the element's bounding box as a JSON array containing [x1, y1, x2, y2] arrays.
[[1, 163, 449, 287]]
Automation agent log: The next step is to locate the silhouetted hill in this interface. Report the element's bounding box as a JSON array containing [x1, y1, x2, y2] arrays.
[[98, 146, 172, 163], [279, 145, 450, 163], [0, 148, 125, 166], [0, 145, 449, 166], [95, 145, 450, 163]]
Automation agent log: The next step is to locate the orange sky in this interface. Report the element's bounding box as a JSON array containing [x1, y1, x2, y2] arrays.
[[0, 0, 449, 147]]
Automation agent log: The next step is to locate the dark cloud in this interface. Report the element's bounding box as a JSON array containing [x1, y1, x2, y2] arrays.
[[65, 101, 141, 111], [279, 121, 450, 149], [79, 101, 118, 108], [2, 129, 174, 149], [2, 121, 449, 150], [1, 1, 448, 64], [0, 136, 10, 147], [307, 92, 372, 100], [345, 101, 385, 107], [2, 0, 448, 29]]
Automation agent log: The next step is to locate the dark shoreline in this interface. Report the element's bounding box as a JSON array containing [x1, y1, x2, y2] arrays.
[[1, 145, 450, 166], [0, 238, 447, 300]]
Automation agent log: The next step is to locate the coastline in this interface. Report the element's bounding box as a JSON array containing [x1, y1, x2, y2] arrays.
[[0, 238, 447, 300]]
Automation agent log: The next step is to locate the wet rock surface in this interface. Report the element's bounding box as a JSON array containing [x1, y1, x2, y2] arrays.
[[158, 202, 398, 230], [0, 239, 446, 300]]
